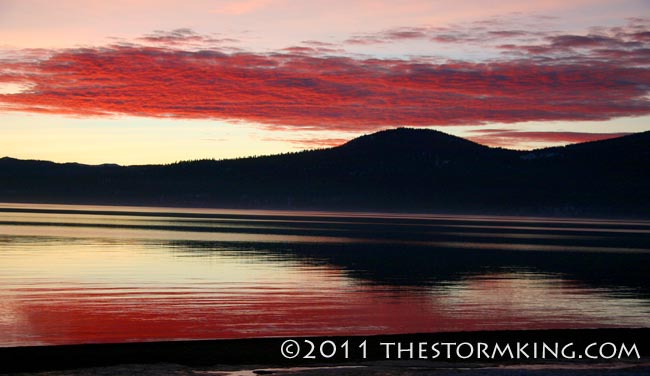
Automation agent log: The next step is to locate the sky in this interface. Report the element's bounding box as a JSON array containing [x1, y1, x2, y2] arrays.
[[0, 0, 649, 165]]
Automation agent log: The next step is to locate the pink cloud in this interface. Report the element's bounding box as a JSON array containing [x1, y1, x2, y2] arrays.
[[136, 29, 239, 47], [262, 137, 348, 149], [467, 130, 633, 148]]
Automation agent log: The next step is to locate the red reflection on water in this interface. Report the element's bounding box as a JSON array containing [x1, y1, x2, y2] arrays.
[[2, 204, 649, 347], [4, 274, 625, 347]]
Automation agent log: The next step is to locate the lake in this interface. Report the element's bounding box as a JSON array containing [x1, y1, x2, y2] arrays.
[[1, 203, 649, 347]]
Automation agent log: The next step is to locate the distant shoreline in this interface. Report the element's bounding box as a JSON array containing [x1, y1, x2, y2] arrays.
[[2, 201, 649, 222], [2, 128, 649, 219]]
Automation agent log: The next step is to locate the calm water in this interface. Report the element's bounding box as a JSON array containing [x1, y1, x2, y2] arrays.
[[1, 203, 649, 347]]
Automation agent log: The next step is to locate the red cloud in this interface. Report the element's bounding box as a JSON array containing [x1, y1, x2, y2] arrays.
[[468, 131, 632, 148], [0, 22, 649, 131]]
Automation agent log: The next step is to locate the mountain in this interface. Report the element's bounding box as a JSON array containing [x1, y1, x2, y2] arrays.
[[1, 128, 649, 217]]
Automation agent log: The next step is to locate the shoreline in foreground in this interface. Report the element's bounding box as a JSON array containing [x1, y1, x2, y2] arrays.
[[2, 328, 648, 375]]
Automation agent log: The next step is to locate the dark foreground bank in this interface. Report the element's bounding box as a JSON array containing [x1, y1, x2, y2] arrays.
[[1, 329, 648, 375]]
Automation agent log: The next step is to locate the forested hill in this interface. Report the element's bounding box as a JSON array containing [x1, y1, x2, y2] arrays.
[[1, 128, 649, 217]]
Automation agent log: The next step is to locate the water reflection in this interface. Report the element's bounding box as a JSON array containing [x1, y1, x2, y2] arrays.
[[0, 204, 649, 347]]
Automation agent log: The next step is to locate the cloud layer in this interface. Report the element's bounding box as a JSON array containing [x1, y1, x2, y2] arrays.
[[1, 19, 648, 133]]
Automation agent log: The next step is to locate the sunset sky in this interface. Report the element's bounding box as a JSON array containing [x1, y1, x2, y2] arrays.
[[1, 0, 649, 165]]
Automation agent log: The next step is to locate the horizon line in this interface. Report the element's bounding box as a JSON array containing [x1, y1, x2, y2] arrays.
[[0, 127, 641, 167]]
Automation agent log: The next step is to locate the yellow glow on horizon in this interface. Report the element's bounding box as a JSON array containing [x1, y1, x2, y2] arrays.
[[0, 113, 356, 165], [1, 112, 649, 164]]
